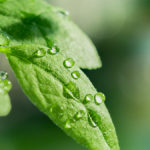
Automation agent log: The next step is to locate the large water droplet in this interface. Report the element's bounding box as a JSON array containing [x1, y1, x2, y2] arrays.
[[83, 94, 93, 104], [64, 120, 71, 129], [0, 71, 8, 80], [34, 48, 46, 57], [88, 114, 97, 128], [63, 81, 80, 101], [63, 58, 75, 68], [0, 32, 9, 46], [71, 71, 80, 80], [94, 92, 106, 105], [74, 110, 85, 120]]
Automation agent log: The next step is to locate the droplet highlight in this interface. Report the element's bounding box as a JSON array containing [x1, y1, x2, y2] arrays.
[[71, 71, 80, 80], [88, 114, 97, 128], [58, 9, 70, 17], [83, 94, 93, 104], [34, 48, 46, 57], [94, 92, 105, 105], [64, 120, 71, 129], [0, 71, 8, 80], [48, 46, 59, 55], [63, 58, 75, 68], [74, 110, 85, 120]]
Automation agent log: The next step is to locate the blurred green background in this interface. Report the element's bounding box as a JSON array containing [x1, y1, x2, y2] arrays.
[[0, 0, 150, 150]]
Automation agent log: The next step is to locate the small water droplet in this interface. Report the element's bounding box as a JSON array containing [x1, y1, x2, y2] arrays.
[[88, 114, 97, 128], [74, 110, 85, 120], [0, 71, 8, 80], [34, 48, 46, 57], [64, 120, 71, 129], [63, 58, 75, 68], [0, 32, 9, 46], [48, 46, 59, 55], [71, 71, 80, 80], [83, 94, 93, 104], [94, 92, 106, 105], [58, 9, 70, 17]]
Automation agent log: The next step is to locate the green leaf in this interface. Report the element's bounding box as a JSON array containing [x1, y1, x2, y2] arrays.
[[6, 44, 119, 150], [0, 0, 119, 149], [0, 0, 101, 69]]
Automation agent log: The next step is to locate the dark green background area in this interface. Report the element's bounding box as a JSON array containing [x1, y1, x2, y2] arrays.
[[0, 0, 150, 150]]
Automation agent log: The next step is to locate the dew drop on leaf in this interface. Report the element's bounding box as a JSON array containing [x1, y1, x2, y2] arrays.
[[34, 48, 46, 57], [83, 94, 93, 104], [71, 71, 80, 80], [58, 9, 70, 17], [64, 120, 72, 129], [48, 46, 59, 55], [0, 32, 9, 46], [88, 114, 97, 128], [63, 58, 75, 68], [74, 110, 85, 120], [63, 81, 80, 100], [0, 71, 8, 80], [94, 92, 105, 105]]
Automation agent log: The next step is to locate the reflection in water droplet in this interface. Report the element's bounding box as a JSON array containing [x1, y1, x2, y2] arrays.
[[94, 92, 105, 105], [88, 114, 97, 128], [48, 46, 59, 55], [0, 71, 8, 80], [83, 94, 93, 104], [0, 32, 9, 46], [71, 71, 80, 80], [63, 58, 75, 68], [34, 48, 46, 57], [65, 120, 71, 129], [74, 110, 85, 120]]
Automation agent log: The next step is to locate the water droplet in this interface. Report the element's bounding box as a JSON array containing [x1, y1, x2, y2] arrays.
[[94, 92, 105, 105], [58, 9, 70, 17], [0, 71, 8, 80], [63, 81, 80, 101], [48, 46, 59, 55], [34, 48, 46, 57], [83, 94, 93, 104], [88, 114, 97, 128], [63, 58, 75, 68], [64, 120, 71, 129], [0, 32, 9, 46], [71, 71, 80, 80], [74, 110, 85, 120]]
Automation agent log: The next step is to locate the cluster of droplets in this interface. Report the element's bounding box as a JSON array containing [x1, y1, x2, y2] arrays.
[[0, 71, 12, 95], [33, 39, 60, 58], [33, 39, 105, 129]]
